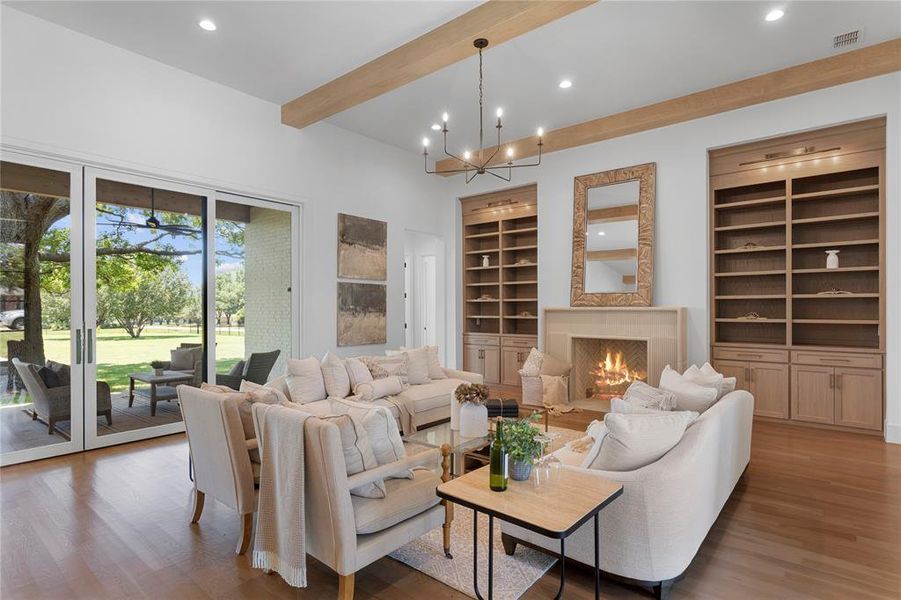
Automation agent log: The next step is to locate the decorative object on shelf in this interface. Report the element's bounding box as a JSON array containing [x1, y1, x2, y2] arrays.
[[736, 312, 766, 320], [337, 282, 387, 346], [817, 288, 853, 296], [518, 311, 533, 317], [456, 383, 489, 438], [478, 293, 494, 300], [515, 258, 533, 266], [739, 241, 762, 249], [422, 38, 543, 183], [150, 361, 166, 377], [481, 254, 491, 268], [504, 412, 550, 481], [825, 249, 840, 269], [337, 213, 387, 281]]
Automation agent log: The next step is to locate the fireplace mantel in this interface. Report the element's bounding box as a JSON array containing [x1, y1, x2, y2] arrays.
[[543, 306, 687, 397]]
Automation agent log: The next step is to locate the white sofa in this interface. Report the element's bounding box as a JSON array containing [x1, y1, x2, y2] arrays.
[[267, 367, 483, 432], [500, 390, 754, 599]]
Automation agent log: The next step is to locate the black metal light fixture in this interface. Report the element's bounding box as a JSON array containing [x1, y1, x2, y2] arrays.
[[422, 38, 543, 183], [145, 188, 161, 229]]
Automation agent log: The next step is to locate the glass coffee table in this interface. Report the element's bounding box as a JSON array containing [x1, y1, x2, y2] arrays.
[[404, 423, 492, 477]]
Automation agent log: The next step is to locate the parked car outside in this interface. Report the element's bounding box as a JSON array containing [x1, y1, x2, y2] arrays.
[[0, 309, 24, 330]]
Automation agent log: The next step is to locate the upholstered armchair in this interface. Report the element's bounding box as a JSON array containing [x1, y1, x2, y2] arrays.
[[178, 385, 257, 554], [13, 358, 112, 434], [301, 416, 452, 599], [216, 349, 280, 390]]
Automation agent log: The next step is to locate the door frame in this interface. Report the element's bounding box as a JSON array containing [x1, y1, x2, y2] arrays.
[[83, 167, 215, 450], [0, 150, 86, 466]]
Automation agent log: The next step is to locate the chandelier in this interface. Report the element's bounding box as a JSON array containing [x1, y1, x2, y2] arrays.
[[422, 38, 543, 183]]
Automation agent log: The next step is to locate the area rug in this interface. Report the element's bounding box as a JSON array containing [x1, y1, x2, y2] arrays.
[[390, 506, 557, 600]]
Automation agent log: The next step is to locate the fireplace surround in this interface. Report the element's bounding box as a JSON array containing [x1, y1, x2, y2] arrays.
[[544, 306, 687, 407]]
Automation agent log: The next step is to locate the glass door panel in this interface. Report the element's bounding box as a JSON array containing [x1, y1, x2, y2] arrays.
[[0, 154, 84, 465], [214, 195, 297, 386], [84, 169, 212, 448]]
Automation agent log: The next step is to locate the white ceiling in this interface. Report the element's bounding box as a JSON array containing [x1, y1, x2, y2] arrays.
[[7, 1, 900, 155]]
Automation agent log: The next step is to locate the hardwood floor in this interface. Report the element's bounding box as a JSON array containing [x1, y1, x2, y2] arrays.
[[1, 416, 899, 599]]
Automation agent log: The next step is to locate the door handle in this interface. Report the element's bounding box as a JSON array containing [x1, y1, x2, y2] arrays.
[[87, 328, 94, 364], [76, 329, 83, 365], [836, 374, 842, 389]]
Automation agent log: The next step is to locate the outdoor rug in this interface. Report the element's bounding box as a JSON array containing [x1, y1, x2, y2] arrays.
[[390, 506, 557, 600]]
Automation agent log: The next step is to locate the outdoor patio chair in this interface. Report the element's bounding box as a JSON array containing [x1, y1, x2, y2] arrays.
[[12, 358, 112, 435], [6, 339, 25, 391], [216, 349, 280, 390]]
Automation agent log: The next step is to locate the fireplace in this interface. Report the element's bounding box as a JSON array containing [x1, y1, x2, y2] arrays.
[[571, 337, 648, 406]]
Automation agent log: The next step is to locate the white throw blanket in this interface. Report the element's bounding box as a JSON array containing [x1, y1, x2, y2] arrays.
[[251, 403, 311, 587]]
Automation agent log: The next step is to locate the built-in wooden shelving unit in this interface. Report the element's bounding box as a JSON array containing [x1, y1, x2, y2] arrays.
[[708, 118, 886, 434]]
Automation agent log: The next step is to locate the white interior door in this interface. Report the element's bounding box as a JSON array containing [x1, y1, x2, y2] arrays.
[[419, 255, 437, 346], [0, 151, 86, 466], [404, 254, 413, 348]]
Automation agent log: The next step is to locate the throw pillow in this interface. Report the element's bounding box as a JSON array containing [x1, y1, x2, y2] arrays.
[[37, 365, 61, 389], [354, 376, 404, 401], [539, 353, 572, 377], [170, 348, 197, 370], [698, 362, 737, 398], [227, 360, 246, 377], [361, 355, 408, 382], [403, 347, 431, 385], [540, 374, 568, 406], [591, 411, 698, 471], [520, 348, 543, 377], [622, 381, 677, 411], [199, 382, 279, 440], [611, 397, 661, 414], [285, 357, 327, 404], [320, 414, 387, 499], [240, 380, 290, 406], [46, 360, 71, 386], [425, 346, 447, 379], [328, 399, 406, 467], [321, 352, 351, 398], [659, 365, 718, 413], [578, 419, 609, 469], [345, 357, 374, 389]]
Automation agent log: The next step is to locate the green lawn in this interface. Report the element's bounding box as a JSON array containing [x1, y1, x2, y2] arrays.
[[2, 326, 245, 400]]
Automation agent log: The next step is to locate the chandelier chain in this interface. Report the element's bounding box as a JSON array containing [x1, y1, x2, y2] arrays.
[[478, 46, 484, 151]]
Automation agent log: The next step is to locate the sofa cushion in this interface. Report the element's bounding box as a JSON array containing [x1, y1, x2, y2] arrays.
[[591, 411, 698, 471], [351, 469, 442, 534], [200, 382, 279, 440], [395, 378, 463, 413], [170, 348, 198, 371], [404, 347, 432, 385], [240, 380, 289, 405], [327, 399, 407, 467], [37, 365, 61, 389], [611, 397, 661, 414], [659, 366, 718, 413], [346, 357, 374, 389], [286, 357, 327, 404], [355, 376, 404, 401], [361, 355, 408, 382], [697, 362, 737, 398], [321, 352, 351, 398], [47, 360, 71, 386], [320, 414, 386, 499], [622, 381, 677, 411]]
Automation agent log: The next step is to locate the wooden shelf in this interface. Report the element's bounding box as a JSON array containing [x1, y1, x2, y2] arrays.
[[791, 184, 879, 201], [502, 263, 537, 268], [503, 227, 538, 235], [793, 293, 879, 299], [503, 280, 538, 285], [465, 248, 499, 255], [466, 299, 499, 303], [466, 315, 500, 320], [504, 316, 538, 320], [715, 318, 786, 323], [793, 319, 879, 325], [464, 232, 499, 239], [465, 266, 499, 271], [791, 212, 879, 225], [504, 297, 537, 301], [714, 270, 785, 277], [466, 282, 500, 287], [504, 244, 538, 251], [714, 245, 785, 255], [792, 239, 879, 250], [714, 196, 786, 209], [792, 266, 878, 274], [715, 294, 785, 300], [714, 221, 785, 232]]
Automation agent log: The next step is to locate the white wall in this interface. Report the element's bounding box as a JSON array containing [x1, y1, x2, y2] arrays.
[[1, 7, 451, 360], [403, 230, 447, 362], [444, 73, 901, 442]]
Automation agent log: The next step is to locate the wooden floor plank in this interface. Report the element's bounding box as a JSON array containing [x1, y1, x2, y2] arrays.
[[1, 416, 899, 599]]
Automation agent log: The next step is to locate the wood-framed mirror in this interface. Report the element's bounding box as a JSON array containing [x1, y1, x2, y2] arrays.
[[570, 162, 655, 306]]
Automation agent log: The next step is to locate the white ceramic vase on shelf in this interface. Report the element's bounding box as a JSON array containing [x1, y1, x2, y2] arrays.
[[825, 250, 840, 269], [450, 389, 461, 431], [482, 254, 491, 268], [459, 402, 488, 438]]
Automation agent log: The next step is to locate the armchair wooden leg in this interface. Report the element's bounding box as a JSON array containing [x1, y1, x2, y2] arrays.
[[440, 443, 453, 559], [190, 489, 205, 523], [236, 512, 253, 555], [338, 573, 355, 600]]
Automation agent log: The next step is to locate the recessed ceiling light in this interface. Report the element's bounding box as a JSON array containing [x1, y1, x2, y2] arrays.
[[431, 123, 441, 131], [198, 19, 217, 31], [597, 231, 606, 236], [765, 9, 784, 22], [558, 79, 573, 89]]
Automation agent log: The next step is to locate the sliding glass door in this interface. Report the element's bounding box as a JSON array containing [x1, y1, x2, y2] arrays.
[[0, 152, 85, 465]]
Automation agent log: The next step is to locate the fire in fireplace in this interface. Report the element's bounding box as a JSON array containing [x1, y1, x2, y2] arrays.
[[571, 337, 649, 402]]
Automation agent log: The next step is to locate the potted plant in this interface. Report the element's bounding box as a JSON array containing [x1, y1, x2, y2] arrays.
[[504, 412, 548, 481], [150, 360, 167, 377], [455, 383, 489, 438]]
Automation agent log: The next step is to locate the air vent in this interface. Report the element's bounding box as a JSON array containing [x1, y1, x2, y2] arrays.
[[833, 30, 860, 48]]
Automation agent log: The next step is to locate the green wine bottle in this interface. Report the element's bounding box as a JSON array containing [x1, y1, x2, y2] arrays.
[[489, 419, 508, 492]]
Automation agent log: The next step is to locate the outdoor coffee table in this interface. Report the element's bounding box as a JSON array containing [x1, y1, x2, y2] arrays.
[[129, 370, 193, 416], [437, 465, 622, 600]]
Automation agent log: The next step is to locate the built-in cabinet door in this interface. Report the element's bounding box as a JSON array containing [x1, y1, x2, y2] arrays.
[[834, 368, 883, 430], [463, 344, 483, 379], [750, 363, 789, 419], [791, 365, 834, 424], [482, 346, 500, 385], [714, 360, 750, 392], [501, 348, 522, 387]]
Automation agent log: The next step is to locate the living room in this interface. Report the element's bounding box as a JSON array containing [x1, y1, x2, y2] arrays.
[[1, 2, 899, 599]]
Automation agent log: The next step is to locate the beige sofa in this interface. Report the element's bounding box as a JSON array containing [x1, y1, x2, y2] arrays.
[[267, 367, 483, 432], [500, 390, 754, 599]]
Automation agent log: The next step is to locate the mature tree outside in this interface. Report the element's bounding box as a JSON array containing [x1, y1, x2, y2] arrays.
[[216, 268, 245, 327]]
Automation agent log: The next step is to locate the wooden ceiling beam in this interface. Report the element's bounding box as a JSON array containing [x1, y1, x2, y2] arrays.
[[588, 204, 638, 224], [280, 1, 595, 130], [436, 38, 901, 174]]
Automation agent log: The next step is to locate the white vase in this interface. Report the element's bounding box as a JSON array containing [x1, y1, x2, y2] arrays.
[[459, 403, 488, 438], [482, 254, 490, 268], [825, 250, 840, 269], [450, 390, 461, 430]]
